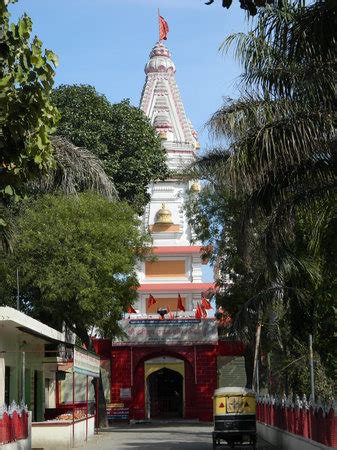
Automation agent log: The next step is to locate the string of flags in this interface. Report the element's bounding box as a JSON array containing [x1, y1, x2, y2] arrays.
[[126, 293, 216, 320]]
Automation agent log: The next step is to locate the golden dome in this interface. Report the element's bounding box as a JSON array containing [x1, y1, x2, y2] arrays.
[[190, 181, 201, 193], [155, 203, 173, 224]]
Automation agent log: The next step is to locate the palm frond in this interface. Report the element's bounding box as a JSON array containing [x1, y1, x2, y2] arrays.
[[29, 136, 118, 200]]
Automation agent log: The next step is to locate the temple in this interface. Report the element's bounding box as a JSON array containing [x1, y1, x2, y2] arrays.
[[92, 40, 245, 422], [135, 41, 211, 316]]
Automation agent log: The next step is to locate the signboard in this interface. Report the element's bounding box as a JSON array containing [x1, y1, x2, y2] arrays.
[[73, 348, 100, 378], [114, 319, 218, 346], [120, 388, 132, 399]]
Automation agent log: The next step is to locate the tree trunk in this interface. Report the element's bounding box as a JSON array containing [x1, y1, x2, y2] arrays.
[[252, 321, 262, 391], [244, 344, 255, 389], [92, 373, 108, 428]]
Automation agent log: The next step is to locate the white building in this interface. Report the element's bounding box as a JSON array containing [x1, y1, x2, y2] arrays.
[[0, 307, 69, 421], [134, 41, 212, 315]]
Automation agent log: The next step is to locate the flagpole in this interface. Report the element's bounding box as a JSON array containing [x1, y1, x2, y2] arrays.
[[157, 8, 160, 42]]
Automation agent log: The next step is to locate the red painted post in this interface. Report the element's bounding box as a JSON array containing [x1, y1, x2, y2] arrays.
[[270, 403, 274, 426], [267, 402, 271, 424], [294, 406, 300, 435], [311, 406, 317, 442], [282, 406, 287, 431], [11, 411, 19, 442], [318, 408, 323, 444], [289, 406, 294, 434], [304, 407, 309, 439], [304, 407, 310, 438], [326, 407, 337, 448], [4, 412, 10, 443], [0, 413, 8, 444], [23, 411, 28, 439]]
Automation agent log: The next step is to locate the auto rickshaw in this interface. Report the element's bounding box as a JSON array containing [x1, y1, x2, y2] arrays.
[[212, 387, 257, 449]]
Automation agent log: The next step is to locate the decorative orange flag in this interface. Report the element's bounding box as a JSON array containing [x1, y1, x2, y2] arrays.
[[195, 303, 203, 319], [201, 297, 212, 310], [147, 294, 157, 308], [200, 304, 208, 318], [177, 293, 185, 312], [159, 15, 169, 40], [127, 305, 137, 314]]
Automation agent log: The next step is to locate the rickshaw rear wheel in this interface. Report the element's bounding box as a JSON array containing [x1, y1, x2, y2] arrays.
[[212, 436, 217, 449]]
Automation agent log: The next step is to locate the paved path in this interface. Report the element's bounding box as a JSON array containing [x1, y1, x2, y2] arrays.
[[85, 423, 277, 450]]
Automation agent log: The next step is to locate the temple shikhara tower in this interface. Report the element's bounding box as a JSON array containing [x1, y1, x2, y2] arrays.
[[135, 40, 212, 316], [93, 24, 245, 422]]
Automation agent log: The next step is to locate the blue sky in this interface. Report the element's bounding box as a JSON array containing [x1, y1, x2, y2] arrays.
[[10, 0, 252, 281], [10, 0, 252, 149]]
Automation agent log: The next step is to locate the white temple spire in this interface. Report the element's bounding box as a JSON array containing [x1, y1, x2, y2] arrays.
[[140, 41, 200, 171]]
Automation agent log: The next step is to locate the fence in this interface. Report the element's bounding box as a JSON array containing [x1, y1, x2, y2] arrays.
[[0, 401, 29, 445], [257, 394, 337, 448]]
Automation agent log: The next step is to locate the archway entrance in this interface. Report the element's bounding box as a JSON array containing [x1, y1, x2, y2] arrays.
[[147, 368, 183, 419]]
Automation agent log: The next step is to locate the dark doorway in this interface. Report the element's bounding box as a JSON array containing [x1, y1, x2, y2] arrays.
[[148, 368, 183, 419]]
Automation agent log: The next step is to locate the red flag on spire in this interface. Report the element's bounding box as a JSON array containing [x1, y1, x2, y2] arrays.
[[147, 294, 157, 308], [201, 297, 212, 310], [159, 15, 169, 41], [200, 304, 208, 318], [127, 305, 137, 314], [195, 303, 203, 319], [177, 294, 185, 312]]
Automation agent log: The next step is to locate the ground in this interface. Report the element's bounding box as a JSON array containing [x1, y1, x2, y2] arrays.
[[85, 423, 277, 449]]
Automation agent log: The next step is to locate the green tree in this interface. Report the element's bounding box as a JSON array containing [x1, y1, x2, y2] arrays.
[[0, 193, 150, 344], [0, 0, 60, 250], [52, 85, 169, 213], [0, 192, 152, 426], [188, 0, 336, 393]]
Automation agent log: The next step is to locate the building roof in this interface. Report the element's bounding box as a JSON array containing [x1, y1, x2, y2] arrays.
[[140, 41, 199, 168], [0, 306, 68, 344]]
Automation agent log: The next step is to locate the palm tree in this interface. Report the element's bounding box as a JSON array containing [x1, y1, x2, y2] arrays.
[[1, 136, 118, 252], [189, 0, 336, 390], [194, 0, 335, 271], [29, 136, 118, 199]]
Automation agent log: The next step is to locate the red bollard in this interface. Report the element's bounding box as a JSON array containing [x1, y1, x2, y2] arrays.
[[294, 407, 300, 435], [271, 403, 275, 427], [287, 407, 293, 433], [11, 411, 19, 442], [282, 406, 288, 431], [326, 408, 337, 448], [0, 415, 5, 444], [311, 407, 318, 442], [300, 408, 308, 438], [317, 408, 327, 445], [22, 411, 29, 439]]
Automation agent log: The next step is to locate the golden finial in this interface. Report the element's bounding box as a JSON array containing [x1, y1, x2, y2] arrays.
[[155, 203, 173, 224]]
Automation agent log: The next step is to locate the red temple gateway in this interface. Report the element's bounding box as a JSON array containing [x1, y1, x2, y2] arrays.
[[94, 323, 244, 422]]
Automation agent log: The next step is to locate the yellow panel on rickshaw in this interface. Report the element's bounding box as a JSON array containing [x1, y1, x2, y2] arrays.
[[214, 396, 227, 415], [226, 395, 256, 414]]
